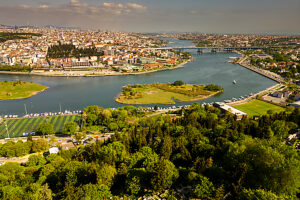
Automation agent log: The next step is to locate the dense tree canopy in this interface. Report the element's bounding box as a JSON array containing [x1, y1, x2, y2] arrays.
[[47, 43, 103, 59], [0, 104, 299, 199]]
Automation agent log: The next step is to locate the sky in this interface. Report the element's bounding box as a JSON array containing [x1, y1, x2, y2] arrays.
[[0, 0, 299, 34]]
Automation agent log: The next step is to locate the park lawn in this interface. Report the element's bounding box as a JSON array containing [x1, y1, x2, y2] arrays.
[[0, 81, 48, 100], [0, 115, 80, 139], [233, 99, 285, 116], [116, 83, 220, 105]]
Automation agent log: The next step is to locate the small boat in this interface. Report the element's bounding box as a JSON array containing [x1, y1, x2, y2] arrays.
[[233, 80, 237, 84]]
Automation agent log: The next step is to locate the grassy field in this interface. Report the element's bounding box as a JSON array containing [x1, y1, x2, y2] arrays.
[[116, 83, 221, 104], [233, 99, 285, 116], [0, 115, 80, 139], [0, 80, 48, 100]]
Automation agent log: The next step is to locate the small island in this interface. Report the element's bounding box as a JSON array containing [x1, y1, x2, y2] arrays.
[[0, 80, 48, 100], [115, 81, 223, 104]]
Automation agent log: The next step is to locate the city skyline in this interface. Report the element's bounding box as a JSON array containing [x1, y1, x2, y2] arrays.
[[0, 0, 300, 34]]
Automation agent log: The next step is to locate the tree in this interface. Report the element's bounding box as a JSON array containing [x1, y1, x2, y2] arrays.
[[98, 142, 127, 165], [23, 183, 53, 200], [126, 176, 141, 195], [173, 80, 184, 86], [151, 158, 179, 191], [0, 162, 25, 186], [160, 136, 173, 160], [96, 164, 116, 188], [224, 138, 300, 195], [74, 132, 86, 144], [85, 113, 98, 126], [0, 185, 24, 199], [36, 123, 55, 136], [240, 188, 290, 200], [27, 154, 47, 167], [108, 122, 118, 131], [271, 120, 290, 139], [27, 132, 33, 141], [74, 184, 112, 200], [126, 168, 148, 195], [62, 121, 78, 135], [192, 175, 215, 199], [31, 139, 49, 153]]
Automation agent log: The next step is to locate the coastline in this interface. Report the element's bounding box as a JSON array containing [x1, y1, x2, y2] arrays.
[[0, 60, 190, 77]]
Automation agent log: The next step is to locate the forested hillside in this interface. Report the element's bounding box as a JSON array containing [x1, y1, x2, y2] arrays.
[[0, 104, 299, 199]]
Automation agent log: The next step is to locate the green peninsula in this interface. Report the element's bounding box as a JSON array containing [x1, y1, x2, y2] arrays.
[[0, 80, 48, 100], [116, 81, 223, 104]]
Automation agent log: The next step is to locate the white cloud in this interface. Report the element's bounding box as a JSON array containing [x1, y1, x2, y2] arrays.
[[14, 1, 147, 16], [127, 3, 147, 12], [0, 0, 149, 30]]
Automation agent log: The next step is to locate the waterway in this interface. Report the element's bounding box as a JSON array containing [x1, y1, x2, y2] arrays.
[[0, 38, 277, 115]]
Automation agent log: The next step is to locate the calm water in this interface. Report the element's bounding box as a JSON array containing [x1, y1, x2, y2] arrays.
[[0, 38, 277, 115]]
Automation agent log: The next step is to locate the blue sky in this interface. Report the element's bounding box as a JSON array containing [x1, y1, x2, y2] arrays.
[[0, 0, 299, 34]]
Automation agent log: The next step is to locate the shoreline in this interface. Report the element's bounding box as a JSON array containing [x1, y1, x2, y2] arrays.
[[227, 83, 282, 106], [235, 55, 283, 83], [0, 87, 48, 101], [225, 52, 285, 106], [0, 82, 48, 101], [0, 60, 190, 77]]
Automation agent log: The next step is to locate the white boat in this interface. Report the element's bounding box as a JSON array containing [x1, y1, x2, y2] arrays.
[[233, 80, 237, 84]]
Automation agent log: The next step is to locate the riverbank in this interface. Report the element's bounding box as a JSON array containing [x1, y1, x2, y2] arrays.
[[236, 56, 284, 83], [0, 61, 190, 77], [228, 83, 282, 106]]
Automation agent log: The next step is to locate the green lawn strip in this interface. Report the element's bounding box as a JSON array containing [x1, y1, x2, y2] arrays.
[[56, 116, 70, 132], [74, 115, 81, 123], [49, 116, 59, 128], [69, 115, 76, 121], [47, 116, 56, 124], [31, 117, 46, 132], [69, 115, 79, 124], [6, 120, 17, 134], [21, 118, 38, 133], [9, 119, 26, 138], [0, 121, 11, 136], [52, 116, 62, 131], [0, 123, 5, 137], [0, 120, 16, 138], [0, 122, 10, 138], [13, 118, 36, 137], [233, 100, 285, 116]]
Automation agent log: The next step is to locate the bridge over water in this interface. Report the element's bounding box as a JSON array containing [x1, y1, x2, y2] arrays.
[[152, 46, 269, 51]]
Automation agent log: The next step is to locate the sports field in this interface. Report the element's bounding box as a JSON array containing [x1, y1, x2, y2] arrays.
[[0, 115, 80, 139], [233, 99, 285, 116]]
